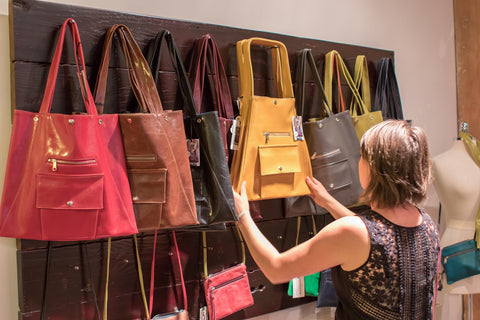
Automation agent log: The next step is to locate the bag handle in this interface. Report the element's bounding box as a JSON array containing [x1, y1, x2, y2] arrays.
[[294, 216, 317, 246], [103, 238, 112, 320], [324, 50, 366, 116], [295, 49, 332, 119], [351, 55, 372, 114], [93, 24, 163, 115], [140, 231, 188, 318], [202, 226, 246, 277], [145, 30, 198, 117], [236, 37, 294, 100], [39, 18, 97, 115], [373, 58, 404, 120], [188, 34, 234, 119]]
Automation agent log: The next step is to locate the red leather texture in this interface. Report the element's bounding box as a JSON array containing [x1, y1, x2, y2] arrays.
[[0, 19, 137, 240], [204, 264, 254, 320]]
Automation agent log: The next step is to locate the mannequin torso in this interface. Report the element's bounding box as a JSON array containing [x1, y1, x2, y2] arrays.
[[432, 139, 480, 294]]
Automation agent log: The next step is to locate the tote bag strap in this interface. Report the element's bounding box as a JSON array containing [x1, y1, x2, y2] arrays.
[[295, 49, 332, 119], [351, 55, 372, 113], [103, 238, 112, 320], [324, 51, 347, 113], [146, 231, 188, 317], [294, 216, 317, 246], [133, 234, 151, 320], [202, 228, 246, 277], [188, 34, 234, 119], [145, 30, 197, 117], [324, 50, 366, 116], [93, 24, 163, 115], [39, 18, 96, 115], [172, 231, 188, 312], [236, 37, 294, 100], [374, 58, 404, 120]]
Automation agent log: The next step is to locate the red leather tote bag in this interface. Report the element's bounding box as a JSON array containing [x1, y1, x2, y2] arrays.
[[0, 19, 137, 240]]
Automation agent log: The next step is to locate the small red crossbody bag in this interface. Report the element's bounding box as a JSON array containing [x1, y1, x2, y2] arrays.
[[202, 228, 254, 320]]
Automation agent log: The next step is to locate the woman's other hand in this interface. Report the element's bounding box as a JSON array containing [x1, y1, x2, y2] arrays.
[[232, 181, 250, 219], [306, 176, 333, 209]]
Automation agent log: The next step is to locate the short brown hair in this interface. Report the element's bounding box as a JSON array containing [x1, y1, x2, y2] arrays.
[[359, 120, 431, 208]]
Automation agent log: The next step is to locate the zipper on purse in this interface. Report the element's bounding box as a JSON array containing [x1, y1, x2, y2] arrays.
[[208, 273, 245, 320], [210, 274, 246, 292], [47, 158, 96, 172], [443, 247, 476, 265], [311, 148, 341, 160], [263, 132, 290, 142], [125, 155, 157, 162]]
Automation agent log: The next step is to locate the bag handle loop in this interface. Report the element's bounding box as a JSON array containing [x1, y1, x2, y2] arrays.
[[295, 49, 332, 119], [324, 50, 366, 116], [351, 55, 372, 114], [236, 37, 294, 100], [373, 57, 404, 119], [39, 18, 97, 115], [93, 24, 163, 115], [145, 30, 198, 117], [188, 34, 234, 119]]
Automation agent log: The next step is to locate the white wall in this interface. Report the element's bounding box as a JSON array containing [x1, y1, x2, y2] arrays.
[[0, 0, 457, 319]]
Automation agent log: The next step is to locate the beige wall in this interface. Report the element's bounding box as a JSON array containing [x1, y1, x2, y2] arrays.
[[0, 0, 456, 318]]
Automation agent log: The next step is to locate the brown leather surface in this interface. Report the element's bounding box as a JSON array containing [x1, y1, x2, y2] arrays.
[[94, 25, 197, 230]]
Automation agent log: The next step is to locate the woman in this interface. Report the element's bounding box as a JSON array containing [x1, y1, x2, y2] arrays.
[[233, 120, 440, 319]]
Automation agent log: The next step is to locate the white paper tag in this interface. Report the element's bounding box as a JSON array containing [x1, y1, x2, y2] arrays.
[[292, 115, 304, 141], [199, 306, 208, 320], [230, 116, 241, 150], [292, 276, 305, 298], [187, 139, 200, 167]]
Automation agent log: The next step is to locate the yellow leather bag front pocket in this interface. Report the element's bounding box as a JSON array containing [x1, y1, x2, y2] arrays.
[[258, 144, 301, 198]]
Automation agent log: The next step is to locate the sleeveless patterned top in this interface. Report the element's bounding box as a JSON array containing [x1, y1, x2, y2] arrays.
[[331, 208, 440, 320]]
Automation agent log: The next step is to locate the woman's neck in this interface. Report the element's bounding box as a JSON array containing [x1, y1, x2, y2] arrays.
[[371, 202, 423, 227]]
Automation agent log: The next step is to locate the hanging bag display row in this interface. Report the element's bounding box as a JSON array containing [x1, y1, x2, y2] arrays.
[[230, 38, 312, 201]]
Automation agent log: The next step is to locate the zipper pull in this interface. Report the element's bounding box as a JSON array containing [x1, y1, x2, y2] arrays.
[[50, 159, 58, 172], [263, 132, 270, 142]]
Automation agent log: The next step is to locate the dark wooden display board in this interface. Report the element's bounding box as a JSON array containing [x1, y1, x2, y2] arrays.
[[9, 0, 393, 319]]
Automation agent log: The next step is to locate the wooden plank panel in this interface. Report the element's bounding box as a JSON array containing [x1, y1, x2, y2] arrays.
[[454, 0, 480, 137]]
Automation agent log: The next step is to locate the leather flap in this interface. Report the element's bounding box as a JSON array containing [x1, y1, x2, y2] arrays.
[[36, 173, 104, 209], [128, 168, 167, 204], [259, 144, 301, 176]]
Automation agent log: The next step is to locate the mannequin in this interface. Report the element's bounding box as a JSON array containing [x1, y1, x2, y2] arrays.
[[433, 137, 480, 293], [432, 129, 480, 320]]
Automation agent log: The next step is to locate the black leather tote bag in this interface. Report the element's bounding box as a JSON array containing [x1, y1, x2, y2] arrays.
[[146, 30, 236, 229]]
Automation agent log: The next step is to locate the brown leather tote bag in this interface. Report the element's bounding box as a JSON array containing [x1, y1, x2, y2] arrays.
[[94, 25, 198, 231]]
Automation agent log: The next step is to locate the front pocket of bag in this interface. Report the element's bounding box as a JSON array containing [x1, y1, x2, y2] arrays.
[[258, 144, 301, 198], [311, 151, 352, 193], [36, 173, 104, 240], [127, 168, 166, 230]]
